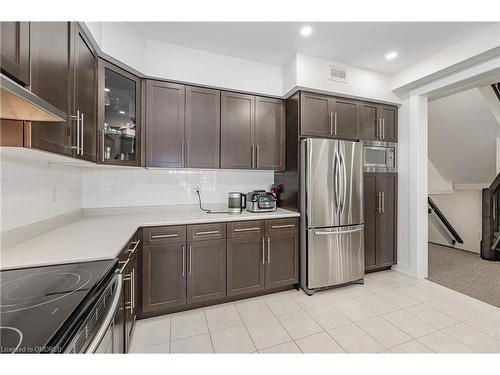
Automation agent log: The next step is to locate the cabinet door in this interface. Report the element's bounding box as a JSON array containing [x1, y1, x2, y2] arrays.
[[221, 92, 254, 169], [30, 22, 72, 156], [142, 243, 186, 313], [0, 22, 30, 85], [363, 174, 378, 271], [332, 98, 358, 139], [185, 86, 220, 168], [72, 26, 96, 162], [376, 174, 397, 268], [358, 102, 379, 141], [265, 219, 299, 289], [146, 80, 185, 168], [254, 97, 285, 170], [300, 92, 331, 137], [379, 106, 397, 142], [227, 237, 265, 296], [187, 239, 226, 304]]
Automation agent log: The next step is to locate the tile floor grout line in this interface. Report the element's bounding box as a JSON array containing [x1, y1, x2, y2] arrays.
[[233, 303, 258, 353], [203, 309, 216, 354]]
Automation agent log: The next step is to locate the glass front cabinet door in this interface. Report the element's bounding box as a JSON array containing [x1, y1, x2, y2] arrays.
[[97, 59, 142, 165]]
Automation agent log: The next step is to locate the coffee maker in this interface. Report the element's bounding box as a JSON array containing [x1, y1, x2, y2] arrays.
[[227, 192, 246, 214]]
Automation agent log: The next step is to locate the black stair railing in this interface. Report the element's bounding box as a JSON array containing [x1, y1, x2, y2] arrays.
[[492, 82, 500, 102], [481, 172, 500, 261], [428, 197, 464, 245]]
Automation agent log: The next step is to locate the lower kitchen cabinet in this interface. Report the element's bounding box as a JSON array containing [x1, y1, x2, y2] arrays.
[[142, 242, 186, 313], [364, 173, 397, 272]]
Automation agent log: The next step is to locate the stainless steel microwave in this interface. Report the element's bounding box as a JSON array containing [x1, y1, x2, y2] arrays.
[[363, 141, 397, 173]]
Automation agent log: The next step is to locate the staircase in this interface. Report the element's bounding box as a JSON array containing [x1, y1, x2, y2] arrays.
[[481, 172, 500, 261]]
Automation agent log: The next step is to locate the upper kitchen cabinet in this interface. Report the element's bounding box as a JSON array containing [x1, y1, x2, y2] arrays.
[[30, 22, 72, 156], [97, 60, 142, 166], [0, 22, 30, 86], [221, 92, 285, 170], [358, 102, 398, 142], [185, 86, 220, 168], [145, 80, 185, 168], [300, 92, 357, 140]]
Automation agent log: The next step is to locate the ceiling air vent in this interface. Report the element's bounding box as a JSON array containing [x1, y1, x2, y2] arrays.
[[329, 66, 347, 83]]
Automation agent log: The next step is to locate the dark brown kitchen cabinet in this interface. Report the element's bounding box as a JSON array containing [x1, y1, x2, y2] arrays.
[[255, 97, 285, 170], [30, 22, 72, 156], [221, 92, 255, 169], [187, 239, 226, 304], [364, 173, 397, 272], [0, 22, 30, 86], [145, 80, 185, 168], [264, 219, 299, 289], [185, 86, 220, 168], [300, 92, 357, 140], [123, 249, 139, 350], [358, 103, 398, 142], [98, 60, 142, 166], [142, 242, 186, 313]]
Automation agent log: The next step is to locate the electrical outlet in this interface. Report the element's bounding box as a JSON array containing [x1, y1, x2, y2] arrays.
[[191, 185, 200, 195]]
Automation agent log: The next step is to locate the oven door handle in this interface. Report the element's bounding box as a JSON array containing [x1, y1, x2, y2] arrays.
[[85, 272, 123, 354]]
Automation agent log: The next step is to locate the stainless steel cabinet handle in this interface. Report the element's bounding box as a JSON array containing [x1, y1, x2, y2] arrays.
[[128, 240, 140, 254], [256, 145, 260, 168], [181, 139, 185, 165], [188, 245, 192, 275], [118, 259, 130, 273], [381, 192, 385, 213], [329, 112, 333, 135], [80, 112, 84, 155], [334, 112, 338, 135], [234, 227, 260, 232], [182, 245, 185, 276], [382, 119, 385, 140], [130, 269, 135, 310], [271, 224, 295, 229], [267, 237, 271, 264], [185, 139, 190, 165], [251, 145, 255, 168], [195, 230, 220, 236], [151, 233, 179, 239], [261, 238, 265, 264], [377, 192, 382, 213], [70, 110, 80, 154], [101, 130, 105, 162]]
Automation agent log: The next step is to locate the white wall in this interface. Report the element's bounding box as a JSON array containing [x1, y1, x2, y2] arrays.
[[0, 157, 82, 232], [428, 190, 482, 253], [428, 159, 453, 194], [81, 168, 274, 209]]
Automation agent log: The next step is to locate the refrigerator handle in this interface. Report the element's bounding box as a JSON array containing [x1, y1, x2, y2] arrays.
[[339, 148, 347, 214], [334, 149, 340, 216]]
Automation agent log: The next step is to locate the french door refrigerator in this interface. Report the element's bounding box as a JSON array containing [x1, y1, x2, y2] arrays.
[[300, 138, 364, 294]]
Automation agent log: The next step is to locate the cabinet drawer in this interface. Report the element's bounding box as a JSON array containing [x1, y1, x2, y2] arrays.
[[265, 218, 298, 235], [227, 220, 265, 239], [187, 223, 226, 242], [143, 226, 186, 245]]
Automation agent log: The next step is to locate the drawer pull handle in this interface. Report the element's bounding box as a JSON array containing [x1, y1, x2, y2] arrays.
[[271, 224, 295, 229], [234, 227, 260, 232], [118, 259, 130, 273], [151, 233, 179, 239], [194, 230, 220, 236]]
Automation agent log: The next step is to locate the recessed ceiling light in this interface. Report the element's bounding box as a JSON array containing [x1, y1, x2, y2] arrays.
[[385, 51, 398, 60], [300, 26, 312, 37], [119, 110, 125, 114], [104, 88, 110, 92]]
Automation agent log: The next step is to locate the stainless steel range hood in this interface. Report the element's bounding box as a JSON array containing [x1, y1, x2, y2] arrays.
[[0, 74, 66, 122]]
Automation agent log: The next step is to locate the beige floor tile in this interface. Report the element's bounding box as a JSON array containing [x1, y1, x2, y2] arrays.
[[339, 283, 374, 298], [210, 325, 256, 353], [405, 303, 459, 329], [389, 340, 433, 353], [383, 309, 436, 338], [355, 293, 399, 315], [327, 323, 385, 353], [170, 334, 213, 354], [465, 311, 500, 340], [264, 293, 301, 316], [356, 316, 412, 348], [204, 304, 242, 332], [277, 310, 322, 339], [129, 342, 170, 354], [235, 299, 274, 324], [442, 323, 500, 353], [332, 299, 377, 322], [425, 298, 480, 321], [259, 341, 302, 353], [305, 304, 352, 330], [246, 317, 292, 350], [393, 284, 437, 303], [289, 289, 338, 309], [295, 332, 345, 353], [170, 310, 209, 341], [130, 315, 171, 349], [376, 289, 420, 309], [417, 331, 474, 353]]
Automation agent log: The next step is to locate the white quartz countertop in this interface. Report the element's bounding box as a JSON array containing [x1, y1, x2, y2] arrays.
[[0, 205, 300, 270]]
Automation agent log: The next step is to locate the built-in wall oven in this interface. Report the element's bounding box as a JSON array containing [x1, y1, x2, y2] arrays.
[[363, 140, 397, 173]]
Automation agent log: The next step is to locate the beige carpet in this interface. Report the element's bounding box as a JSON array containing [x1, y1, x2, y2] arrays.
[[427, 242, 500, 308]]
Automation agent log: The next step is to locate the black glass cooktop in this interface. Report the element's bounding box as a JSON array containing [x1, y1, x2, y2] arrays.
[[0, 260, 116, 353]]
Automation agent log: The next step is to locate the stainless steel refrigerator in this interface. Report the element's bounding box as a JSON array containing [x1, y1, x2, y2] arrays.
[[300, 138, 364, 294]]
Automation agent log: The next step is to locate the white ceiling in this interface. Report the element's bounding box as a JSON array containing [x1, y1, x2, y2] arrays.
[[428, 87, 500, 184], [126, 22, 494, 74]]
